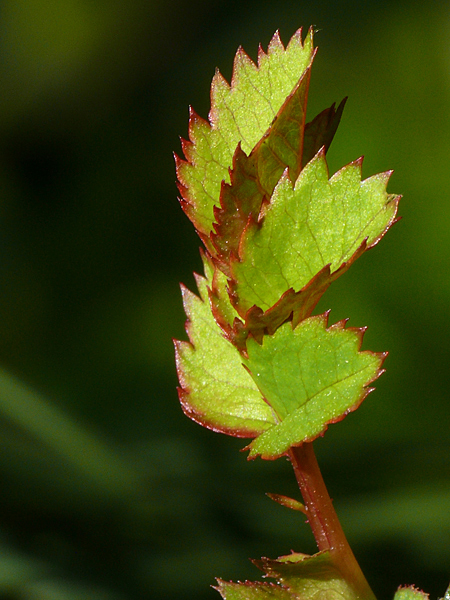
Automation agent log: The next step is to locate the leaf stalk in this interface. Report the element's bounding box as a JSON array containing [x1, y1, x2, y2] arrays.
[[289, 442, 377, 600]]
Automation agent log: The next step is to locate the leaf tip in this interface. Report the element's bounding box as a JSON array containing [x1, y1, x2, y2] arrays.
[[266, 492, 307, 513], [187, 104, 195, 120], [267, 29, 284, 53], [353, 155, 364, 169]]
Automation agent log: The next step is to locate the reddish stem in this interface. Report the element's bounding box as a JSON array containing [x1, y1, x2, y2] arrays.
[[289, 442, 376, 600]]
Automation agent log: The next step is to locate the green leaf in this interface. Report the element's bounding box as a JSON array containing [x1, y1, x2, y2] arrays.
[[213, 264, 334, 352], [256, 552, 359, 600], [175, 27, 397, 460], [230, 150, 399, 317], [174, 255, 276, 437], [217, 552, 359, 600], [243, 313, 385, 459], [176, 29, 315, 244], [216, 580, 292, 600], [394, 587, 430, 600], [211, 55, 313, 272]]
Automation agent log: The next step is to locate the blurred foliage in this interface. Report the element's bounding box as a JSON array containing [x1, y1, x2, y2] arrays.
[[0, 0, 448, 598]]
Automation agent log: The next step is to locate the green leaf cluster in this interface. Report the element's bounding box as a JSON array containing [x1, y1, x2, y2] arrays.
[[175, 28, 399, 460], [174, 27, 405, 600]]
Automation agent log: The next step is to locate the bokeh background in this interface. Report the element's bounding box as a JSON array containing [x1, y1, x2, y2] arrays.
[[0, 0, 449, 598]]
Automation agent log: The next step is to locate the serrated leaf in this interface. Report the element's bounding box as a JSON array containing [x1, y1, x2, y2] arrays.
[[394, 587, 430, 600], [211, 55, 313, 271], [217, 551, 359, 600], [250, 59, 312, 193], [174, 256, 276, 437], [230, 150, 400, 318], [243, 313, 385, 459], [210, 29, 313, 155], [204, 60, 345, 275], [176, 29, 315, 243], [256, 551, 359, 600], [216, 579, 293, 600], [212, 264, 334, 352]]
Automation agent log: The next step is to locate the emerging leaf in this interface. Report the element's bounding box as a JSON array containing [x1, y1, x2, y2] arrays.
[[243, 313, 385, 459], [174, 255, 276, 437], [266, 493, 306, 513]]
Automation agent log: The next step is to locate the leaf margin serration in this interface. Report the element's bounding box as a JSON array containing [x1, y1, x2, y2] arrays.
[[242, 312, 387, 460], [228, 149, 401, 318], [216, 550, 360, 600], [210, 50, 315, 272], [175, 27, 315, 247], [174, 254, 276, 438]]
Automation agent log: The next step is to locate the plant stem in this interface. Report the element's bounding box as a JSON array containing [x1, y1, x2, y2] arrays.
[[289, 442, 376, 600]]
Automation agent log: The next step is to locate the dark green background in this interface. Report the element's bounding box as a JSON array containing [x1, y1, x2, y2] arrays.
[[0, 0, 448, 598]]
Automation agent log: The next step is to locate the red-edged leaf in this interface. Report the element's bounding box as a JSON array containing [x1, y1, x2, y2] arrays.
[[302, 97, 347, 168], [211, 53, 315, 273], [215, 579, 292, 599], [228, 153, 400, 320], [243, 313, 386, 459], [254, 551, 359, 600], [174, 254, 276, 437], [216, 551, 360, 600], [176, 29, 315, 245]]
